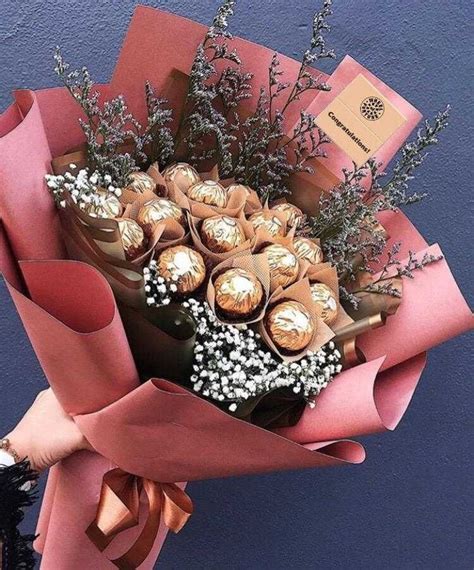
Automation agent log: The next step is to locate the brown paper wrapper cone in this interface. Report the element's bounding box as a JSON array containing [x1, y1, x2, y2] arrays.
[[168, 179, 248, 220], [259, 278, 334, 363], [302, 263, 353, 333], [125, 199, 190, 255], [59, 207, 145, 308], [251, 224, 297, 254], [189, 212, 254, 266], [247, 203, 289, 243], [207, 253, 271, 325], [220, 177, 263, 216]]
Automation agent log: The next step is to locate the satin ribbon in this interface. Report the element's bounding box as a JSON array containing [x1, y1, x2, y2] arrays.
[[86, 469, 193, 570]]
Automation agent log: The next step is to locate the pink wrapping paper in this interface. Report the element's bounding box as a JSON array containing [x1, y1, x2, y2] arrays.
[[110, 6, 329, 133], [4, 259, 368, 568], [0, 5, 471, 569], [0, 91, 65, 262], [8, 260, 366, 481]]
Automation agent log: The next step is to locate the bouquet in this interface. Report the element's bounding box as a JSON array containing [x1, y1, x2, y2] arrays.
[[0, 2, 472, 569]]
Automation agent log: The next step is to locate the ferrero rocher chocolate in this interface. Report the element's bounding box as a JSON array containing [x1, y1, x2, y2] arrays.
[[271, 203, 304, 228], [117, 218, 147, 261], [157, 246, 206, 294], [214, 268, 264, 317], [201, 215, 246, 253], [310, 283, 338, 325], [125, 171, 156, 195], [136, 198, 185, 237], [84, 190, 122, 219], [293, 237, 323, 265], [262, 244, 299, 290], [248, 211, 285, 237], [187, 180, 228, 208], [162, 163, 200, 193], [266, 300, 314, 352]]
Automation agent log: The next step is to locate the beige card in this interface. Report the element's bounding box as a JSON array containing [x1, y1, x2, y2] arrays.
[[316, 74, 407, 166]]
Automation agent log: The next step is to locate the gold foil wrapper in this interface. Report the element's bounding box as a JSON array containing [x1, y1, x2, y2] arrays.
[[187, 180, 228, 208], [117, 218, 147, 261], [163, 163, 201, 193], [83, 190, 122, 219], [137, 198, 185, 237], [214, 268, 264, 317], [201, 215, 246, 253], [310, 282, 338, 325], [157, 245, 206, 294], [262, 244, 299, 290], [125, 171, 156, 194], [266, 300, 315, 352], [249, 211, 285, 237], [271, 203, 303, 228], [294, 237, 323, 265]]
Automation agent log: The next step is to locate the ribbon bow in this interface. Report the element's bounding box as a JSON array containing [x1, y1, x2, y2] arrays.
[[86, 469, 193, 570]]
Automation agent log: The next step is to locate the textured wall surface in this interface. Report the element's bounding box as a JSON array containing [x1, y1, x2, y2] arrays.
[[0, 1, 472, 568]]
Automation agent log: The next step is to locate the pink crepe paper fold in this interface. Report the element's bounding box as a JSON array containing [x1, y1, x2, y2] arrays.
[[110, 6, 329, 132], [0, 220, 22, 290], [7, 260, 365, 482], [0, 90, 65, 262], [277, 353, 427, 444]]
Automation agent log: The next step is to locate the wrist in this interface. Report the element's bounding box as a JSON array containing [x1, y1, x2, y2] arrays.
[[4, 431, 37, 470]]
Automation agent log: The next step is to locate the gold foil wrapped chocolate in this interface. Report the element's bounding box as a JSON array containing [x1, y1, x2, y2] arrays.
[[117, 218, 147, 261], [293, 237, 323, 265], [137, 198, 185, 237], [271, 203, 304, 228], [157, 246, 206, 294], [266, 300, 315, 352], [125, 171, 156, 194], [187, 180, 228, 208], [310, 282, 338, 325], [162, 163, 200, 193], [248, 211, 285, 237], [214, 268, 264, 317], [201, 216, 246, 253], [84, 190, 122, 219], [262, 244, 299, 290]]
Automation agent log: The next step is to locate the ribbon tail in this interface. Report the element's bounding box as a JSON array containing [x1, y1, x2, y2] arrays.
[[161, 483, 194, 533], [111, 482, 193, 568], [86, 469, 140, 552]]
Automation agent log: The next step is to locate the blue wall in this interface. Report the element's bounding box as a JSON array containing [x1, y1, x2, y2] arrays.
[[1, 1, 472, 568]]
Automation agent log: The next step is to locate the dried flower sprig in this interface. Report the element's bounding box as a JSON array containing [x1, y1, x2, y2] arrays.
[[233, 0, 335, 201], [351, 243, 444, 298], [54, 48, 147, 187], [174, 0, 251, 176], [143, 263, 342, 411], [301, 108, 450, 306], [145, 81, 175, 168]]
